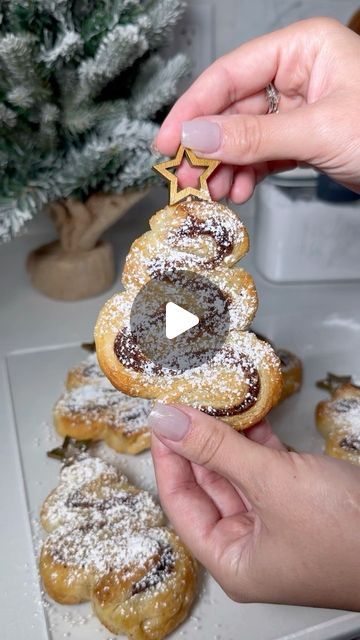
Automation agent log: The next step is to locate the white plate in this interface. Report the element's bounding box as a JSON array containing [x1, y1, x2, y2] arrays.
[[1, 189, 360, 639], [4, 333, 360, 640]]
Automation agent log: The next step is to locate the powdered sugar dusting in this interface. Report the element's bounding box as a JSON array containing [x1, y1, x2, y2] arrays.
[[40, 458, 191, 610], [148, 201, 245, 275], [42, 456, 163, 533], [95, 197, 281, 420], [68, 352, 114, 388], [56, 384, 151, 434], [43, 524, 167, 577], [60, 456, 118, 487], [329, 397, 360, 436], [114, 330, 279, 409]]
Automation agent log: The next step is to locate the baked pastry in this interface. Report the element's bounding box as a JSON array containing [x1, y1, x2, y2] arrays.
[[254, 333, 302, 403], [66, 352, 112, 390], [92, 527, 196, 640], [325, 431, 360, 466], [40, 456, 163, 533], [316, 382, 360, 438], [53, 384, 151, 454], [277, 348, 302, 403], [316, 382, 360, 465], [40, 457, 197, 639], [95, 198, 282, 430]]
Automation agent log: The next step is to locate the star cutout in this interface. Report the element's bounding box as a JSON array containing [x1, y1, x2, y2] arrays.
[[153, 144, 220, 205]]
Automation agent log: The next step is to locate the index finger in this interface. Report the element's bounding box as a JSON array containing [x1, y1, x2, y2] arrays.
[[156, 17, 328, 155], [156, 26, 286, 155], [151, 433, 221, 564], [151, 433, 255, 582]]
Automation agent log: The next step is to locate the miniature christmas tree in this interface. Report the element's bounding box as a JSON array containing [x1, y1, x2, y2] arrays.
[[0, 0, 187, 239], [0, 1, 188, 299]]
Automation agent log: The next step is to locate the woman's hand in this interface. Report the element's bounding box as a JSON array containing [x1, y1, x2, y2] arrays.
[[154, 17, 360, 202], [150, 404, 360, 610]]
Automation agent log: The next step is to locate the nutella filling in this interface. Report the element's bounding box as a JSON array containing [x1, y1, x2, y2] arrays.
[[114, 329, 167, 375], [122, 409, 145, 423], [339, 435, 360, 453], [333, 398, 360, 413], [114, 329, 260, 416], [66, 490, 138, 511], [82, 363, 100, 377], [174, 214, 234, 267], [131, 545, 175, 596], [199, 353, 260, 417]]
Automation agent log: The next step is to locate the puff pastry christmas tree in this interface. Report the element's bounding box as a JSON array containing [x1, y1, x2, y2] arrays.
[[95, 146, 282, 430]]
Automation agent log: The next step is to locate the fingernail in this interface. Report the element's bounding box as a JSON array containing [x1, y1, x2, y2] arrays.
[[151, 138, 159, 153], [148, 403, 190, 441], [182, 120, 221, 153]]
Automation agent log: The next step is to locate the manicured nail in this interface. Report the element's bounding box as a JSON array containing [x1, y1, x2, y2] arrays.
[[148, 403, 190, 441], [151, 138, 159, 153], [182, 120, 221, 153]]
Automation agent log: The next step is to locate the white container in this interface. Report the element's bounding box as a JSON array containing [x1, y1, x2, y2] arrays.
[[254, 180, 360, 283]]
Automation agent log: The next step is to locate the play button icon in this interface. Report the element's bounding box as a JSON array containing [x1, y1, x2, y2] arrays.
[[165, 302, 199, 339], [129, 269, 230, 372]]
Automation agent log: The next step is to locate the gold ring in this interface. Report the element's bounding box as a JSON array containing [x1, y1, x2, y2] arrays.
[[265, 82, 280, 114]]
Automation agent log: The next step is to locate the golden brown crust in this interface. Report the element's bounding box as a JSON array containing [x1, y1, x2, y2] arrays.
[[316, 383, 360, 438], [66, 353, 108, 390], [40, 457, 150, 533], [95, 199, 282, 430], [39, 457, 197, 639], [277, 348, 303, 403], [325, 431, 360, 466], [315, 383, 360, 465], [157, 333, 282, 430], [92, 530, 197, 640], [53, 385, 151, 454], [122, 200, 250, 291], [40, 545, 92, 604], [252, 334, 303, 405]]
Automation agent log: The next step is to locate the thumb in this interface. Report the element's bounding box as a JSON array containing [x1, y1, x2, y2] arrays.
[[148, 402, 279, 500], [181, 107, 319, 166]]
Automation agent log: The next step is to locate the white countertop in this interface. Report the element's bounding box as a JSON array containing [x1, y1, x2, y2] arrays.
[[1, 187, 359, 640]]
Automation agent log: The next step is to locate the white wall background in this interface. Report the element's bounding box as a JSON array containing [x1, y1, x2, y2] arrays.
[[174, 0, 359, 82]]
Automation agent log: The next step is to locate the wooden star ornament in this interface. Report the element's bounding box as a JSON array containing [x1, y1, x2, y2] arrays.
[[153, 144, 220, 205]]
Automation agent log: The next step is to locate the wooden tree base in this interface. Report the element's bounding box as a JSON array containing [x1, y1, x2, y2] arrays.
[[27, 241, 115, 301], [26, 189, 148, 301]]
